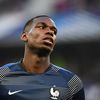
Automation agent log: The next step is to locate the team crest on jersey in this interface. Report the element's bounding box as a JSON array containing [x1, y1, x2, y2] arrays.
[[50, 85, 60, 100]]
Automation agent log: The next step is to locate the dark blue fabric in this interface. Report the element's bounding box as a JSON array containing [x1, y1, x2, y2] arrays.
[[0, 62, 85, 100]]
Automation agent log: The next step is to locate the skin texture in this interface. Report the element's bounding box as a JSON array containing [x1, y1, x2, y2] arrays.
[[20, 17, 57, 73]]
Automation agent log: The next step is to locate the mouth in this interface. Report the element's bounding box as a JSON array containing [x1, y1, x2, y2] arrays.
[[42, 37, 53, 44]]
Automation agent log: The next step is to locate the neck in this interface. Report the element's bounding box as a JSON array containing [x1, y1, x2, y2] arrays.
[[22, 47, 51, 74]]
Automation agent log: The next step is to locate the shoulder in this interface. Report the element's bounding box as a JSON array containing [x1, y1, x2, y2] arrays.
[[52, 64, 83, 84], [0, 62, 18, 70], [51, 64, 75, 80], [0, 63, 16, 73], [51, 64, 84, 93], [0, 62, 19, 81]]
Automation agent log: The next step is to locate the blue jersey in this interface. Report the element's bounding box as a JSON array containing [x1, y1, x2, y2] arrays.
[[0, 61, 85, 100]]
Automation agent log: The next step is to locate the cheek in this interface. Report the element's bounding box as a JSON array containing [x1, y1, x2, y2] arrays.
[[29, 32, 42, 43], [29, 32, 39, 39]]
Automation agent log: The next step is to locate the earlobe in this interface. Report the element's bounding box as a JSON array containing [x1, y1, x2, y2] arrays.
[[20, 32, 28, 42]]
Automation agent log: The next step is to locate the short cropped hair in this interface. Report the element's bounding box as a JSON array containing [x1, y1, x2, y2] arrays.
[[23, 15, 51, 33]]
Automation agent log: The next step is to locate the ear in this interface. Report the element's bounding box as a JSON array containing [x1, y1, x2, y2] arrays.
[[20, 32, 28, 42]]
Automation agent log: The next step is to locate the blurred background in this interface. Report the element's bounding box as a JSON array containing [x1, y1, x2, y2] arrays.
[[0, 0, 100, 99]]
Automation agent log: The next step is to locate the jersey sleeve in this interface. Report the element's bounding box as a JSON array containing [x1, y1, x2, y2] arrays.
[[0, 63, 14, 82], [0, 66, 10, 82], [68, 75, 85, 100]]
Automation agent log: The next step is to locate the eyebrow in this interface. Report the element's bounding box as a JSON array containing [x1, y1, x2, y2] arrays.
[[36, 22, 48, 26], [36, 22, 57, 28]]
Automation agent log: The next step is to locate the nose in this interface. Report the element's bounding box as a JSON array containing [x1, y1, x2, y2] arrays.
[[46, 32, 54, 37], [46, 27, 54, 36]]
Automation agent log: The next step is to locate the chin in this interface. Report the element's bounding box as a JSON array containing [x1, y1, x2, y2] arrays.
[[37, 45, 53, 57], [37, 48, 51, 57]]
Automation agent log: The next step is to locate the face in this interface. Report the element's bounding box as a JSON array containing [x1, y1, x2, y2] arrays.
[[21, 17, 57, 52]]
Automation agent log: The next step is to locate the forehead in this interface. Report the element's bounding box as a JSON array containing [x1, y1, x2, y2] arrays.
[[33, 17, 56, 27]]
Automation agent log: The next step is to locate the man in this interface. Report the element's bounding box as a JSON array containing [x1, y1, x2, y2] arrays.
[[0, 15, 85, 100]]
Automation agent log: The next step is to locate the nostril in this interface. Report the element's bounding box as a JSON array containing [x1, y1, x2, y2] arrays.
[[46, 32, 53, 36]]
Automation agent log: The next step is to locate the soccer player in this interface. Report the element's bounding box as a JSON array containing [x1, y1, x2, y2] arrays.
[[0, 15, 85, 100]]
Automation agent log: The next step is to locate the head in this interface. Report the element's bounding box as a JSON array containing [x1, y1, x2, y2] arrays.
[[21, 15, 57, 56]]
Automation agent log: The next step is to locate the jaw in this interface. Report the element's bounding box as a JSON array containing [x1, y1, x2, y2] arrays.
[[38, 48, 52, 57], [33, 47, 53, 57], [27, 44, 53, 57], [26, 40, 55, 57]]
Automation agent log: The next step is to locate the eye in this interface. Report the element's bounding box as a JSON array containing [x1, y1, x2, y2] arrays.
[[36, 25, 46, 29]]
